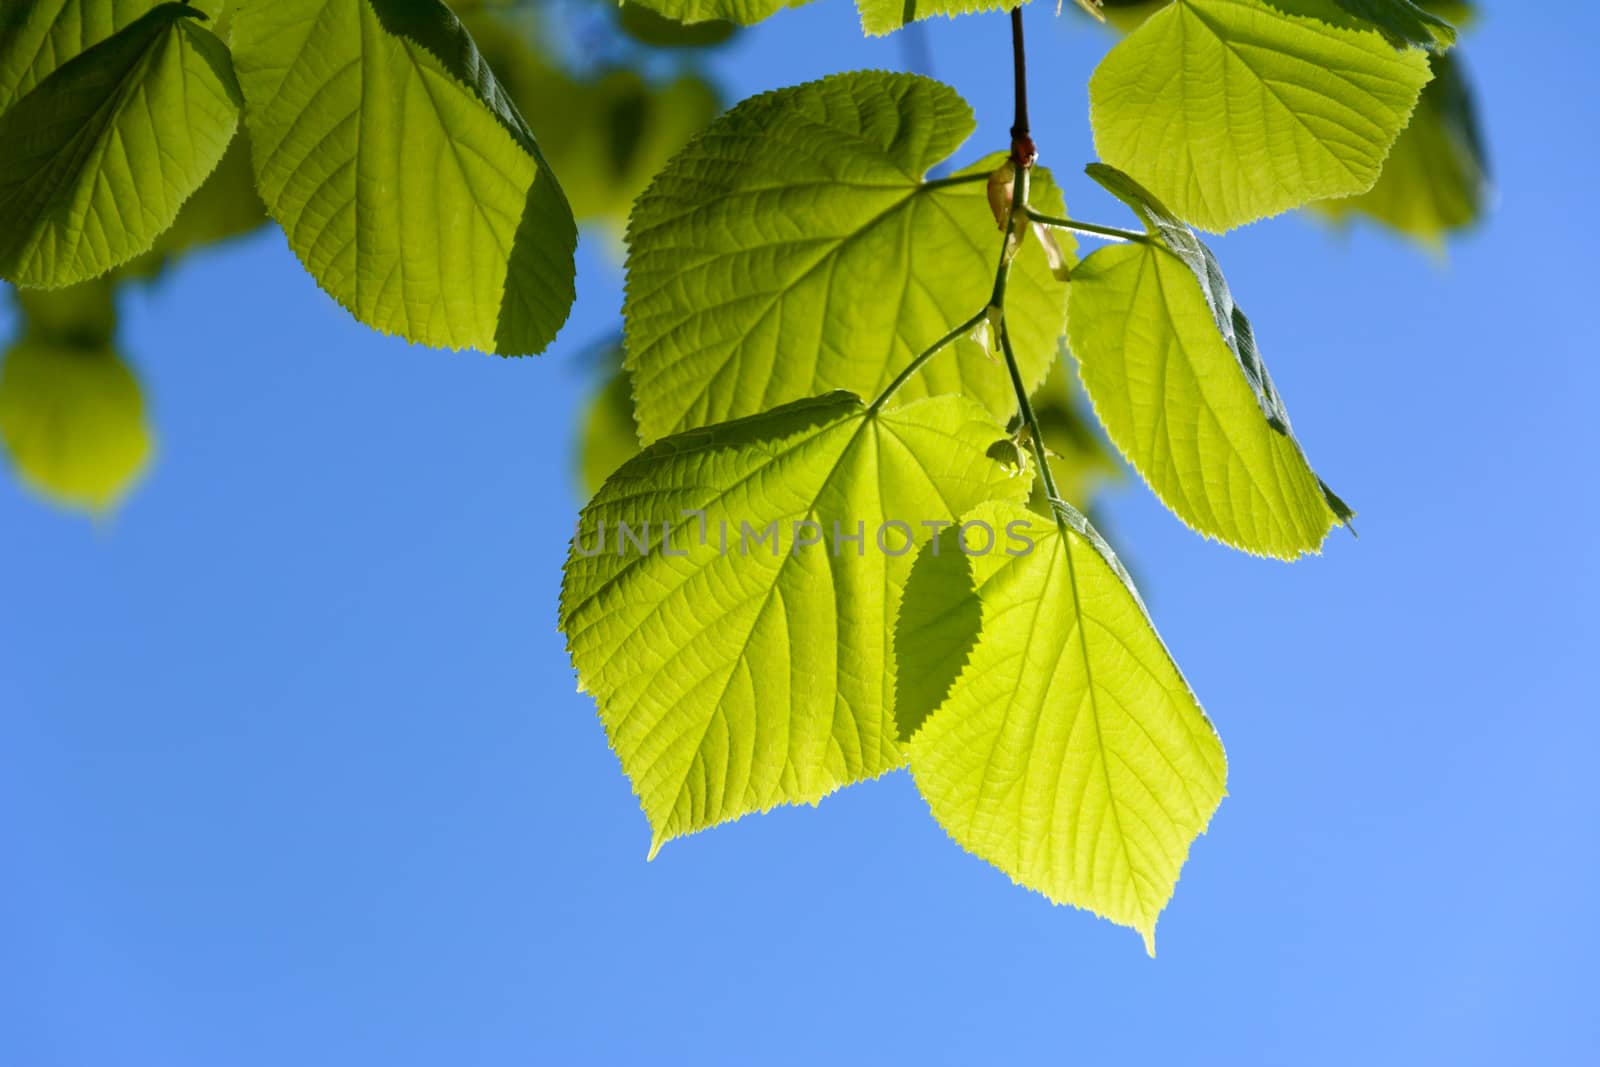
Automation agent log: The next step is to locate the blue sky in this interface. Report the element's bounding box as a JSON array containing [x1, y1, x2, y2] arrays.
[[3, 1, 1597, 1063]]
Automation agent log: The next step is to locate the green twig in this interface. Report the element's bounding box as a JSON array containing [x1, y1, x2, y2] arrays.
[[1024, 208, 1149, 244]]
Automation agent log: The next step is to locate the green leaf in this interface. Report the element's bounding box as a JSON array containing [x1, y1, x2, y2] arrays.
[[1317, 51, 1487, 246], [615, 2, 737, 47], [577, 365, 642, 498], [0, 4, 241, 287], [1066, 165, 1352, 559], [625, 71, 1068, 444], [459, 7, 722, 234], [0, 0, 211, 116], [1022, 342, 1122, 513], [230, 0, 577, 355], [1089, 0, 1432, 232], [118, 129, 269, 279], [559, 391, 1025, 852], [855, 0, 1023, 37], [898, 498, 1226, 954], [618, 0, 806, 28], [1, 281, 152, 512]]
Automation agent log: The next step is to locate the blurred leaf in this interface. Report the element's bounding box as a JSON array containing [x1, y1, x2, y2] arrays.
[[0, 4, 242, 288], [578, 366, 642, 498], [1023, 343, 1121, 513], [463, 9, 722, 232], [1317, 50, 1488, 246], [231, 0, 577, 355], [615, 2, 736, 47], [0, 281, 152, 512]]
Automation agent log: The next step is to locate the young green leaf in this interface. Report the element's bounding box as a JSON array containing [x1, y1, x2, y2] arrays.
[[560, 391, 1025, 853], [117, 130, 269, 279], [0, 4, 241, 288], [230, 0, 577, 355], [855, 0, 1028, 37], [0, 281, 152, 513], [615, 0, 809, 28], [1066, 165, 1352, 558], [0, 0, 227, 116], [898, 499, 1226, 954], [1089, 0, 1432, 232], [625, 71, 1069, 443], [1318, 51, 1488, 246]]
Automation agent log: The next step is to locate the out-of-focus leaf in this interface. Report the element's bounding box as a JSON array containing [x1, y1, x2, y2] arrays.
[[578, 366, 642, 498], [1023, 343, 1122, 513], [0, 281, 152, 512], [461, 8, 722, 232], [1317, 50, 1487, 245], [616, 2, 737, 47]]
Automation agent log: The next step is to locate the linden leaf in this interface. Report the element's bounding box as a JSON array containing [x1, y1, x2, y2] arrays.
[[625, 71, 1068, 443], [560, 391, 1025, 852], [1318, 51, 1488, 246], [899, 499, 1226, 954], [1089, 0, 1432, 232], [0, 4, 241, 287], [1065, 165, 1352, 558], [230, 0, 577, 355]]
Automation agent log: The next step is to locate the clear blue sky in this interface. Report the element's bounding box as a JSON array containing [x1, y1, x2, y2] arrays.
[[3, 2, 1596, 1063]]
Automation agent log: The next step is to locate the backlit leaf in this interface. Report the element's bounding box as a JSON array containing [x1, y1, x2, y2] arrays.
[[899, 499, 1225, 953], [625, 71, 1068, 443], [1318, 51, 1487, 246], [0, 0, 216, 116], [1065, 165, 1352, 558], [0, 4, 241, 287], [230, 0, 577, 355], [1089, 0, 1432, 232], [560, 391, 1024, 851]]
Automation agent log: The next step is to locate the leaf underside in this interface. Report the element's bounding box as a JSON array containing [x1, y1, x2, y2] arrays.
[[560, 392, 1024, 852], [625, 70, 1068, 444], [1089, 0, 1433, 232], [1067, 165, 1351, 559], [0, 4, 241, 288], [230, 0, 577, 355], [900, 499, 1226, 954]]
